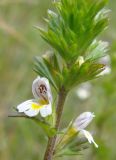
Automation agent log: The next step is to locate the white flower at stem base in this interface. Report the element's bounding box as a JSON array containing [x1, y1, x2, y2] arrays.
[[73, 112, 98, 148], [17, 77, 52, 117]]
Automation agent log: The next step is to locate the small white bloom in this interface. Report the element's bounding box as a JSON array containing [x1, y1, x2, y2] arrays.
[[76, 82, 92, 100], [73, 112, 98, 148], [99, 55, 110, 65], [17, 77, 52, 117], [98, 55, 111, 76], [73, 112, 95, 130], [98, 66, 111, 76], [95, 9, 110, 22], [80, 130, 98, 148]]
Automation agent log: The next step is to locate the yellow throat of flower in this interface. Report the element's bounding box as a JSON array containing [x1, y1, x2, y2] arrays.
[[32, 103, 43, 110], [39, 99, 49, 105], [31, 99, 49, 110]]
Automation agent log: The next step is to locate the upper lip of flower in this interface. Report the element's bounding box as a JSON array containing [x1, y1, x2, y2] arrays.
[[73, 112, 95, 130], [32, 77, 52, 102], [17, 76, 52, 117], [72, 112, 98, 148]]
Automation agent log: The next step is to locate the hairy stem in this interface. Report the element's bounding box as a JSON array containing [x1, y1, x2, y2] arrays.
[[44, 87, 67, 160]]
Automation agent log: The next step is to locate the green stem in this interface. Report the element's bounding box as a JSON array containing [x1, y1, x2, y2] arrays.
[[43, 87, 67, 160]]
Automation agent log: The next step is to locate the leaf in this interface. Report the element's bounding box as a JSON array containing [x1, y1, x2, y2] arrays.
[[32, 118, 57, 137], [55, 144, 88, 157], [85, 40, 109, 61], [62, 60, 105, 91]]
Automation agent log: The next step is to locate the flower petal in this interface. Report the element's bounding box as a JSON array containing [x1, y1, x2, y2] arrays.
[[73, 112, 95, 130], [17, 99, 40, 117], [81, 130, 98, 148], [17, 99, 34, 113], [32, 76, 52, 102], [98, 66, 111, 76], [24, 108, 39, 117], [40, 103, 52, 117]]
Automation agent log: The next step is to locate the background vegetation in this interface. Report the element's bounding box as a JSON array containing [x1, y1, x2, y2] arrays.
[[0, 0, 116, 160]]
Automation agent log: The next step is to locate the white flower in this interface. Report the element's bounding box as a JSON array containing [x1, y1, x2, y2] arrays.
[[99, 66, 111, 76], [73, 112, 95, 130], [73, 112, 98, 148], [98, 55, 111, 76], [76, 82, 92, 100], [99, 55, 110, 65], [17, 77, 52, 117], [95, 9, 110, 22]]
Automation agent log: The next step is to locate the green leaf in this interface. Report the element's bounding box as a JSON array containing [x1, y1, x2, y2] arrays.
[[62, 60, 105, 91], [85, 40, 109, 61], [32, 118, 57, 137]]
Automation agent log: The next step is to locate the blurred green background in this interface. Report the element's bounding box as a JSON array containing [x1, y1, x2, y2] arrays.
[[0, 0, 116, 160]]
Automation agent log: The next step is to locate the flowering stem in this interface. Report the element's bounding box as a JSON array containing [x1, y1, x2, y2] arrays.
[[44, 87, 67, 160]]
